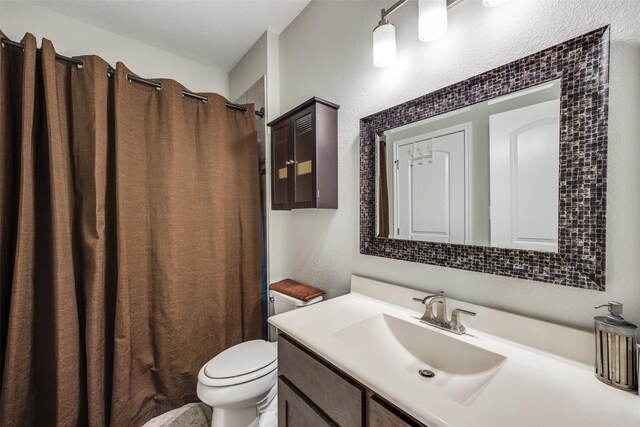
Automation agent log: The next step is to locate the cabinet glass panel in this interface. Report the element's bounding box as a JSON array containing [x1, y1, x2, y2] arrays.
[[273, 124, 289, 205], [294, 112, 314, 204]]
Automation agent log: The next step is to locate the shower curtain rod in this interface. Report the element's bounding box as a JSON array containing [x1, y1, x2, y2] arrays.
[[1, 36, 265, 118], [2, 36, 86, 68]]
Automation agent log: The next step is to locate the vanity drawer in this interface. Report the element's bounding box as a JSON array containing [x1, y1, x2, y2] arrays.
[[278, 334, 364, 426], [368, 395, 427, 427], [278, 377, 336, 427]]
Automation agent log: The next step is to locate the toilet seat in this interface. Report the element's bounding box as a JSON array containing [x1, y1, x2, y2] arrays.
[[199, 340, 277, 387]]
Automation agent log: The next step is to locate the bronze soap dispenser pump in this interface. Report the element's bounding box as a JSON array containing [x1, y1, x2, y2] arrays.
[[594, 301, 638, 393]]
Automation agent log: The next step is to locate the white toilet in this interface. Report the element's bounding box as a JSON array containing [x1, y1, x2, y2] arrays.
[[197, 290, 324, 427]]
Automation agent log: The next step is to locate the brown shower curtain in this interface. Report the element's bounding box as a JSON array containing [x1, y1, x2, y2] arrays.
[[0, 33, 262, 426]]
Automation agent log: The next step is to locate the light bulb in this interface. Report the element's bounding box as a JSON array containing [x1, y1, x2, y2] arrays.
[[483, 0, 509, 7], [419, 0, 448, 42], [373, 21, 396, 67]]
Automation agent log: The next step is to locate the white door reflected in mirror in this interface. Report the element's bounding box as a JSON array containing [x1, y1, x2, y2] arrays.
[[393, 126, 467, 244], [376, 79, 561, 253], [489, 100, 560, 252]]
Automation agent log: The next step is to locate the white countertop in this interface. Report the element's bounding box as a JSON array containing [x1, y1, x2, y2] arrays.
[[268, 275, 640, 427]]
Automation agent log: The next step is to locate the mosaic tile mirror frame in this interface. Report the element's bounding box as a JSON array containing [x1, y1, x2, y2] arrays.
[[359, 27, 610, 291]]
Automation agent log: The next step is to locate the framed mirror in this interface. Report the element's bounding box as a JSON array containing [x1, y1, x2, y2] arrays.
[[360, 27, 610, 290]]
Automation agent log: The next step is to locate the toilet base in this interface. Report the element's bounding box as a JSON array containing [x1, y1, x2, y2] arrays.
[[203, 380, 277, 427], [211, 406, 259, 427]]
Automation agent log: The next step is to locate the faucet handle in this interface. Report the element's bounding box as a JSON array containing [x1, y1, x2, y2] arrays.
[[412, 291, 445, 305], [451, 308, 476, 319], [450, 309, 476, 334], [412, 295, 436, 304], [413, 295, 438, 322]]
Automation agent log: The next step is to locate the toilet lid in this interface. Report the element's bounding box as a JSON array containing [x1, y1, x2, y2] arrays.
[[204, 340, 277, 380]]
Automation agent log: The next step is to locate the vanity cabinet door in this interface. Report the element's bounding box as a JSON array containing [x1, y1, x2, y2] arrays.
[[369, 395, 427, 427], [278, 378, 336, 427], [278, 335, 364, 426]]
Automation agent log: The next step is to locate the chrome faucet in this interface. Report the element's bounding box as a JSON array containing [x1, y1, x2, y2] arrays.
[[412, 291, 476, 335], [414, 291, 446, 323]]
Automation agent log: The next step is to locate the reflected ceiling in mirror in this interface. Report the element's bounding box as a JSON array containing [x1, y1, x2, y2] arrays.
[[376, 80, 561, 253], [360, 27, 610, 290]]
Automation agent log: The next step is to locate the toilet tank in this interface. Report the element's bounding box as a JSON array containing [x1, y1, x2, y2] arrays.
[[270, 290, 324, 315]]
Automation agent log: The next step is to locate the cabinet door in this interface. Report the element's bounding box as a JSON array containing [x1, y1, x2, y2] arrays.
[[291, 106, 316, 209], [278, 335, 364, 426], [271, 120, 292, 210], [369, 395, 427, 427], [278, 378, 336, 427]]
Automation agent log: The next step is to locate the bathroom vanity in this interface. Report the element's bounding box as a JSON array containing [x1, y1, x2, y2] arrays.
[[269, 276, 640, 427], [278, 333, 426, 426]]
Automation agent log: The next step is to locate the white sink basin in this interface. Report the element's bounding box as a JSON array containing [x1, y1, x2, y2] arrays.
[[333, 314, 506, 406]]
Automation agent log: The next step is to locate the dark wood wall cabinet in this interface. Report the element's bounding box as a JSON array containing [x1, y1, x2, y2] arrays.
[[278, 334, 428, 427], [267, 97, 339, 210]]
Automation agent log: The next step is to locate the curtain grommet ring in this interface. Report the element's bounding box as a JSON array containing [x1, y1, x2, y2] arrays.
[[76, 59, 85, 70], [0, 38, 25, 52], [126, 73, 162, 91], [181, 90, 208, 103]]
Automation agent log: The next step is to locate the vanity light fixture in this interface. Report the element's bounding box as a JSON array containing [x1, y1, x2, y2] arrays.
[[373, 18, 397, 67], [373, 0, 464, 67], [418, 0, 448, 42], [372, 0, 507, 67]]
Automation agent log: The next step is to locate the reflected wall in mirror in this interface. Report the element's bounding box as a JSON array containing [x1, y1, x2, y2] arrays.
[[376, 80, 561, 253], [360, 27, 610, 290]]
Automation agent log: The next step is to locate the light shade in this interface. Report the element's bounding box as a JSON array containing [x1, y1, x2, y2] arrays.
[[418, 0, 448, 42], [373, 22, 396, 67], [482, 0, 509, 6]]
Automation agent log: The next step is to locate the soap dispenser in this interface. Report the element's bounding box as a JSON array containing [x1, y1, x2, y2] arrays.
[[594, 302, 637, 392]]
